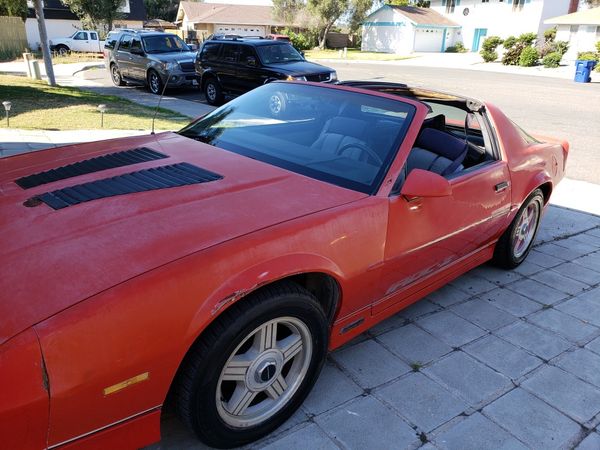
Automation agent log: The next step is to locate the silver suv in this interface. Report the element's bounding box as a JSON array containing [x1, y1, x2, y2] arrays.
[[105, 30, 199, 94]]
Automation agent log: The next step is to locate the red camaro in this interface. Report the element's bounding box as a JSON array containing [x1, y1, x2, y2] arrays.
[[1, 81, 567, 449]]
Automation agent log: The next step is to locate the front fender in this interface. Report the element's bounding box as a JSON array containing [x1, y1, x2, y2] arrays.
[[186, 253, 345, 337]]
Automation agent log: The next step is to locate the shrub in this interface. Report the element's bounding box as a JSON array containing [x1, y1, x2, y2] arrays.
[[446, 42, 467, 53], [503, 36, 517, 49], [544, 27, 557, 43], [519, 46, 539, 66], [281, 28, 315, 51], [596, 41, 600, 53], [577, 51, 599, 61], [542, 52, 562, 68], [502, 42, 526, 65], [481, 50, 498, 62], [555, 40, 569, 56], [482, 36, 503, 52], [518, 32, 537, 46]]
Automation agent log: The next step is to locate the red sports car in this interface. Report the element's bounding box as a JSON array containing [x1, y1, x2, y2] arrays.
[[0, 81, 568, 449]]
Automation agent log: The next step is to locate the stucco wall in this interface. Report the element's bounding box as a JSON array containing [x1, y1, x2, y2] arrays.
[[429, 0, 570, 50], [361, 6, 415, 54], [557, 24, 600, 61]]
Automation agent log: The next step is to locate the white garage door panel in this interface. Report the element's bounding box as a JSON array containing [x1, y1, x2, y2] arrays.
[[216, 25, 265, 37], [414, 28, 443, 52]]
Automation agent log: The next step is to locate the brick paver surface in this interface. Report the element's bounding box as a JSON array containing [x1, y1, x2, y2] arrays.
[[149, 207, 600, 449]]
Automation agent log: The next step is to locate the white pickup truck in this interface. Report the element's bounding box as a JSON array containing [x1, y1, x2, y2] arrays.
[[49, 30, 105, 54]]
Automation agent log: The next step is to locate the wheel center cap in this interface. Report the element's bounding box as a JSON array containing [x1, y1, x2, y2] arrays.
[[256, 360, 277, 383]]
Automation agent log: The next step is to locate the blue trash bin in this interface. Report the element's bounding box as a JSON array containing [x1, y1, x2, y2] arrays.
[[574, 60, 597, 83]]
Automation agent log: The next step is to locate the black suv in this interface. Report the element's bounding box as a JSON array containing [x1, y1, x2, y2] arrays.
[[195, 37, 337, 105]]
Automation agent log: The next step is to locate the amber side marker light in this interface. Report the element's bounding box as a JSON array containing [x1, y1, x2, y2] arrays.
[[103, 372, 149, 396]]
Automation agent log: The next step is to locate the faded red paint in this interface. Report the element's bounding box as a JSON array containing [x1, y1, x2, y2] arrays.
[[0, 84, 567, 449]]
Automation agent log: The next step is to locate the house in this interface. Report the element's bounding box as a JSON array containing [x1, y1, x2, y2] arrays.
[[24, 0, 146, 50], [427, 0, 577, 52], [545, 7, 600, 61], [361, 5, 461, 54], [175, 2, 290, 41]]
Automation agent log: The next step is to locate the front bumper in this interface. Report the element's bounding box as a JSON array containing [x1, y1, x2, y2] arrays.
[[161, 69, 200, 88]]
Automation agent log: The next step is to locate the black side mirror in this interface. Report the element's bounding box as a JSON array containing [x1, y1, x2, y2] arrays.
[[246, 56, 257, 67]]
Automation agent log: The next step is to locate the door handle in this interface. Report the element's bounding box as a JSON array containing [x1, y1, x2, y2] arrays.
[[495, 181, 509, 192]]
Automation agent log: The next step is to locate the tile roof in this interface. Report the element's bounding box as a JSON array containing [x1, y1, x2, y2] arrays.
[[179, 1, 286, 26], [390, 6, 460, 27]]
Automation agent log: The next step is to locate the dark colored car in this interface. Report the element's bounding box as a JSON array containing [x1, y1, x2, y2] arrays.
[[105, 29, 199, 94], [195, 36, 337, 105]]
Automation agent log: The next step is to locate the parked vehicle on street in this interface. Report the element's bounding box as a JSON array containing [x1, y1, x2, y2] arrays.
[[195, 36, 336, 105], [105, 29, 199, 94], [0, 81, 568, 450], [50, 30, 105, 54], [266, 34, 291, 42]]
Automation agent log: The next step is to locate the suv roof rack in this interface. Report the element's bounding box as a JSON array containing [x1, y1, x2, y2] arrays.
[[207, 34, 266, 41]]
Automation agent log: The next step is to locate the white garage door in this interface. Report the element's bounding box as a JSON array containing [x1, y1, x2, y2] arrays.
[[414, 28, 443, 52], [215, 24, 266, 37]]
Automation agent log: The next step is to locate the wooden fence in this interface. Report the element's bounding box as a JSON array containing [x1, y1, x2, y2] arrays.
[[0, 16, 28, 61]]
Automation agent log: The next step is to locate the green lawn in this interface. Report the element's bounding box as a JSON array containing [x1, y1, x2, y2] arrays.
[[20, 52, 104, 65], [305, 48, 415, 61], [0, 74, 189, 131]]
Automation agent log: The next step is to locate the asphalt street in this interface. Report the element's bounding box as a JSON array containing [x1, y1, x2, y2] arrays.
[[85, 62, 600, 184]]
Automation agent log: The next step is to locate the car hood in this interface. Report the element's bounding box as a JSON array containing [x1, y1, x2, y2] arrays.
[[0, 132, 365, 344], [148, 51, 196, 63], [263, 60, 333, 76]]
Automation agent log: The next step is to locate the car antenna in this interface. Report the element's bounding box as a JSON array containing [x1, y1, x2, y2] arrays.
[[150, 68, 172, 135]]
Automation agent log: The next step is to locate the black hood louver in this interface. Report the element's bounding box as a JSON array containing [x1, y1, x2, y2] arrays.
[[16, 147, 168, 189], [29, 163, 223, 210]]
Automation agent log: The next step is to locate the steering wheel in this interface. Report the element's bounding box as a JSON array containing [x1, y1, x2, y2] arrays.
[[336, 142, 383, 165]]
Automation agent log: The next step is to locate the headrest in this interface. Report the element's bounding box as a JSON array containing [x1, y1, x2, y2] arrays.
[[416, 128, 467, 160], [325, 117, 367, 139]]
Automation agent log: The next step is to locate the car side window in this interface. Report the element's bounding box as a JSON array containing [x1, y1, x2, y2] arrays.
[[131, 38, 142, 52], [201, 43, 221, 61], [239, 45, 258, 66], [74, 31, 87, 40], [119, 35, 132, 51], [90, 32, 98, 40], [221, 44, 239, 63]]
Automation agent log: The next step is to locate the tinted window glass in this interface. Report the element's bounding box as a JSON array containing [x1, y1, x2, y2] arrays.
[[256, 44, 303, 64], [119, 35, 132, 51], [73, 31, 87, 40], [221, 44, 239, 62], [105, 34, 118, 49], [201, 42, 221, 61], [179, 83, 416, 194], [142, 35, 189, 53], [131, 38, 142, 51], [239, 45, 257, 65], [90, 32, 98, 40]]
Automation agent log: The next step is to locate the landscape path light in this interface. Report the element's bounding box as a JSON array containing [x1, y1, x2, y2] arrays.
[[97, 104, 107, 128], [2, 101, 12, 127]]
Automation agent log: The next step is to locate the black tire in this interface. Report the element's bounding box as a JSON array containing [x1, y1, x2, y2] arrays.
[[147, 69, 163, 95], [110, 63, 125, 87], [493, 189, 544, 269], [204, 78, 223, 105], [174, 282, 328, 449], [55, 45, 69, 56]]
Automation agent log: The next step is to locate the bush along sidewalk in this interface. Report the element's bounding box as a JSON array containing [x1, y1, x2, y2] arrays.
[[480, 36, 503, 62], [501, 32, 540, 67], [538, 27, 569, 68]]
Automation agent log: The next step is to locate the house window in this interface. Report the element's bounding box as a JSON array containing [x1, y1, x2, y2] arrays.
[[513, 0, 526, 10], [482, 0, 489, 3], [446, 0, 456, 14]]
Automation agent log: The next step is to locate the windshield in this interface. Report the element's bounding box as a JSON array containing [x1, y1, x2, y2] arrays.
[[179, 83, 415, 194], [256, 44, 303, 64], [143, 35, 189, 53]]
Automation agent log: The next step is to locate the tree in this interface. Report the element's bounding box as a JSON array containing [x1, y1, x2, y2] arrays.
[[584, 0, 600, 5], [272, 0, 303, 25], [348, 0, 373, 34], [0, 0, 28, 20], [308, 0, 349, 49], [144, 0, 179, 21], [60, 0, 125, 32]]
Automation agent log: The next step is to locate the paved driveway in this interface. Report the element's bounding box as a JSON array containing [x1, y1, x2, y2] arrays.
[[147, 196, 600, 450]]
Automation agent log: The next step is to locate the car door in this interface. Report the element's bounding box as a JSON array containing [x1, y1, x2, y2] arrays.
[[88, 31, 100, 52], [373, 110, 511, 315], [115, 35, 133, 77], [217, 43, 241, 92], [127, 36, 146, 81], [235, 45, 264, 93], [70, 31, 88, 52]]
